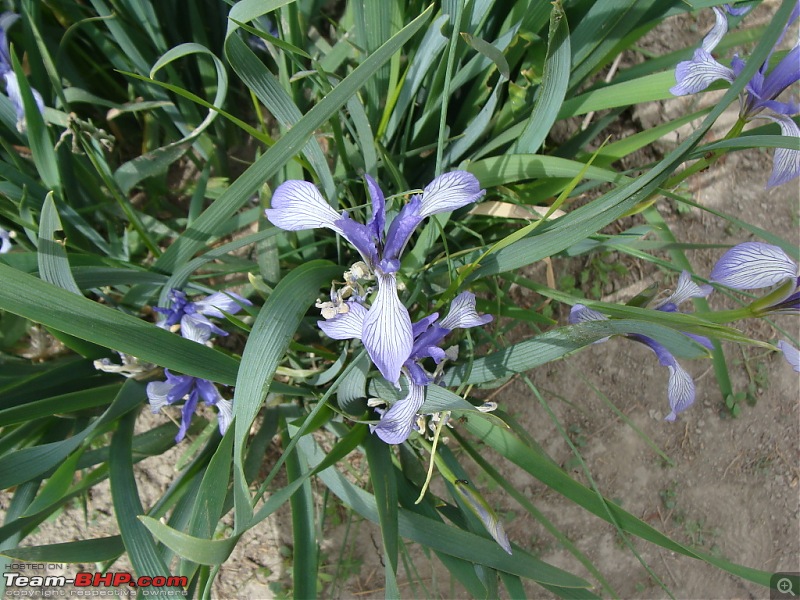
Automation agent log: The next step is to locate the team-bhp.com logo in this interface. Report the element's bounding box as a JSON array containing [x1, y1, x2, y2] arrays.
[[4, 571, 187, 593]]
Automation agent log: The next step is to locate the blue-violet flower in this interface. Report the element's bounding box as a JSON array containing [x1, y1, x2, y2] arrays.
[[570, 271, 713, 421], [265, 172, 485, 385], [710, 241, 799, 314], [146, 370, 232, 442], [154, 288, 252, 342], [670, 2, 800, 187], [0, 226, 12, 253], [319, 291, 492, 444], [0, 12, 44, 132]]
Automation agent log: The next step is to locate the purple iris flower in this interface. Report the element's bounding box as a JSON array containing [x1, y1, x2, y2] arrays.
[[670, 2, 800, 187], [0, 12, 45, 132], [153, 289, 252, 342], [710, 241, 799, 313], [778, 340, 800, 371], [318, 291, 492, 444], [0, 227, 12, 253], [146, 369, 232, 442], [570, 271, 713, 422], [265, 171, 485, 385]]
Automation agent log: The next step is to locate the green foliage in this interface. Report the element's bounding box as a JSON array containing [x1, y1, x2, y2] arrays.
[[0, 0, 796, 598]]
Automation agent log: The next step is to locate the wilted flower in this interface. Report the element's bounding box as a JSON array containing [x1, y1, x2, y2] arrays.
[[146, 369, 232, 442], [670, 2, 800, 187], [265, 172, 485, 385], [570, 272, 713, 421], [320, 291, 492, 444], [153, 288, 251, 342], [710, 241, 799, 314], [0, 12, 45, 132]]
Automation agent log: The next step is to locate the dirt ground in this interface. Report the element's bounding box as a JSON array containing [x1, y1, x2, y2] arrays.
[[2, 3, 798, 599]]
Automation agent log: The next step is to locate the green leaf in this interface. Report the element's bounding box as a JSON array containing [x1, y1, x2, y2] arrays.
[[109, 406, 171, 579], [232, 261, 340, 522], [22, 448, 86, 517], [37, 193, 81, 294], [299, 435, 591, 588], [0, 263, 239, 385], [0, 380, 142, 489], [139, 517, 238, 566], [442, 319, 713, 387], [1, 537, 125, 563], [224, 34, 335, 198], [115, 42, 229, 194], [283, 424, 318, 600], [461, 32, 510, 80], [364, 435, 400, 595], [10, 50, 60, 195], [153, 5, 433, 274], [468, 154, 625, 188], [512, 2, 570, 154]]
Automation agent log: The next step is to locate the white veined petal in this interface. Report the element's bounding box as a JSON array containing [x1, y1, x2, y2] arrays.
[[180, 315, 214, 344], [660, 271, 712, 307], [0, 228, 11, 254], [194, 291, 251, 317], [670, 49, 735, 96], [701, 7, 729, 52], [568, 304, 607, 324], [418, 171, 486, 218], [146, 380, 174, 413], [778, 340, 800, 372], [762, 114, 800, 188], [664, 361, 695, 422], [265, 180, 343, 234], [370, 379, 426, 444], [710, 242, 797, 289], [440, 292, 492, 329], [216, 399, 234, 435], [318, 302, 368, 340], [361, 273, 413, 385], [569, 304, 610, 344]]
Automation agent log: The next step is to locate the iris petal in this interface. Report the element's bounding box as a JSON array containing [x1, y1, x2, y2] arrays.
[[181, 313, 225, 341], [361, 273, 413, 385], [761, 114, 800, 188], [778, 340, 800, 372], [217, 399, 234, 435], [710, 242, 797, 289], [335, 213, 379, 266], [670, 49, 735, 96], [0, 228, 11, 254], [177, 390, 200, 442], [419, 171, 486, 218], [664, 361, 696, 422], [365, 175, 386, 242], [265, 180, 343, 234], [631, 335, 696, 422], [194, 291, 251, 318], [440, 292, 493, 329], [318, 301, 368, 340], [382, 195, 423, 263], [146, 380, 174, 413], [759, 46, 800, 105], [659, 271, 712, 308], [702, 8, 729, 53], [370, 379, 425, 444], [195, 378, 224, 406], [569, 304, 607, 324]]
